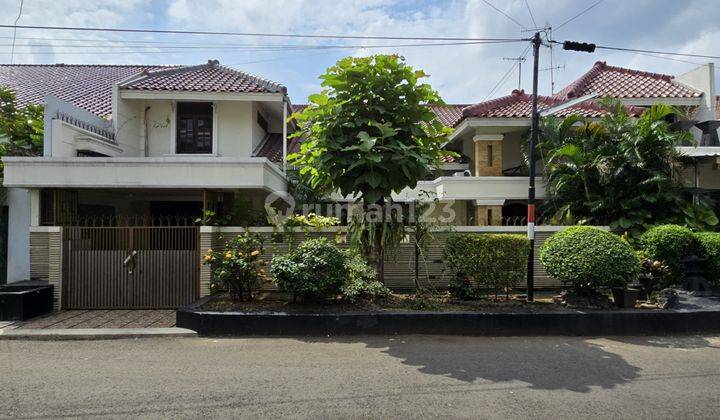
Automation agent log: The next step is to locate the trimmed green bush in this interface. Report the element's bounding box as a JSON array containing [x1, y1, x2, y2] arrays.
[[540, 226, 639, 291], [640, 225, 696, 286], [270, 238, 347, 300], [444, 233, 531, 299], [340, 251, 390, 302], [695, 232, 720, 284]]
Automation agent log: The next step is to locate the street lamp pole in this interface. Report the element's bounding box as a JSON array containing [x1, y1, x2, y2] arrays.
[[526, 32, 542, 302]]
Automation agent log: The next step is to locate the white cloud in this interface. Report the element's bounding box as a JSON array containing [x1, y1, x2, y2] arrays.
[[0, 0, 717, 103]]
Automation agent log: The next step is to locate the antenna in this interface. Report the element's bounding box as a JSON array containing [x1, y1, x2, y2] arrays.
[[540, 64, 565, 95], [502, 56, 527, 90]]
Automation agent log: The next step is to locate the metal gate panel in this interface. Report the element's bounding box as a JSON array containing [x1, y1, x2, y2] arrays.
[[63, 226, 199, 309]]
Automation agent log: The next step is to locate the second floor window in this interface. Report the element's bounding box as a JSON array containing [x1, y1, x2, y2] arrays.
[[176, 102, 213, 154]]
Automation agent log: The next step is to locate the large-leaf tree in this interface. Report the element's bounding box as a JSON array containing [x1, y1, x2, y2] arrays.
[[537, 98, 717, 238], [0, 86, 43, 157], [0, 86, 44, 203], [289, 55, 450, 281]]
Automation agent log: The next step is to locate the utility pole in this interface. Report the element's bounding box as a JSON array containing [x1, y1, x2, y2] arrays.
[[524, 37, 595, 302], [502, 56, 526, 90], [526, 31, 542, 303]]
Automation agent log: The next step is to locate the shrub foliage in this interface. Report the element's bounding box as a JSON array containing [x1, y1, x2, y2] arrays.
[[639, 224, 696, 286], [444, 233, 531, 299], [270, 238, 347, 300], [695, 232, 720, 284], [203, 233, 265, 301], [540, 226, 639, 291]]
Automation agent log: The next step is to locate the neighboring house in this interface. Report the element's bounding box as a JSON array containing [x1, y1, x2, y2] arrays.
[[0, 59, 717, 289], [396, 61, 718, 226]]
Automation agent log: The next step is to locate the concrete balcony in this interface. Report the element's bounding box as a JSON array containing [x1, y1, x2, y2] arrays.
[[394, 176, 546, 202], [2, 156, 287, 192]]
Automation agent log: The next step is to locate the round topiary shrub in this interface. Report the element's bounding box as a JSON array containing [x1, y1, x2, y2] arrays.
[[270, 238, 348, 300], [639, 225, 696, 286], [695, 232, 720, 284], [540, 226, 639, 292]]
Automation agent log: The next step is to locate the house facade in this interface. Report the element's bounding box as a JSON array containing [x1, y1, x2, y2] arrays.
[[1, 59, 718, 291]]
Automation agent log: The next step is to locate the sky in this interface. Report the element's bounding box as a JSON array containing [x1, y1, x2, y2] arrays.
[[0, 0, 718, 104]]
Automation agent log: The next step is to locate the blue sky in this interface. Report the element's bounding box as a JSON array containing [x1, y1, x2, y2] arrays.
[[0, 0, 718, 104]]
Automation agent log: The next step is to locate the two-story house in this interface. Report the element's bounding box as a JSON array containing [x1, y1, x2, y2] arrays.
[[2, 61, 294, 286]]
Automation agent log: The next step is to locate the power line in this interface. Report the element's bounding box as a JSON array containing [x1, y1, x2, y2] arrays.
[[524, 0, 538, 28], [594, 44, 720, 60], [616, 50, 703, 65], [554, 0, 604, 31], [4, 39, 519, 52], [0, 23, 522, 42], [5, 40, 522, 57], [9, 0, 24, 64], [481, 0, 527, 29]]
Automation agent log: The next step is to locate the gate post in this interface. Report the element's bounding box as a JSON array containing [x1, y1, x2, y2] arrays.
[[199, 226, 215, 298], [49, 227, 63, 311]]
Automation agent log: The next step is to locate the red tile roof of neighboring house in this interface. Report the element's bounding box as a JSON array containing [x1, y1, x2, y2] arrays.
[[289, 103, 468, 127], [120, 60, 286, 94], [554, 61, 701, 100], [253, 132, 303, 163], [0, 63, 172, 116], [427, 104, 469, 127], [460, 89, 643, 123]]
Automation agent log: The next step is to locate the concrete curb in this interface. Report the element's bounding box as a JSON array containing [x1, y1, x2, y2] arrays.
[[0, 327, 198, 341], [177, 306, 720, 337]]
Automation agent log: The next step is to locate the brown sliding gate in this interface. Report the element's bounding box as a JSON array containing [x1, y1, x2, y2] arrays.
[[63, 226, 199, 309]]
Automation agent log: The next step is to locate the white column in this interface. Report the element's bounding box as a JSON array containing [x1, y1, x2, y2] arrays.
[[282, 97, 288, 173]]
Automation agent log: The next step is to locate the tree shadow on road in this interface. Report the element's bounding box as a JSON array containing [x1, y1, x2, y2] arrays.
[[300, 335, 641, 392], [608, 335, 720, 350]]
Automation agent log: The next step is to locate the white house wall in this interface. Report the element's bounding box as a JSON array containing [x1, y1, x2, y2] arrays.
[[117, 97, 270, 158]]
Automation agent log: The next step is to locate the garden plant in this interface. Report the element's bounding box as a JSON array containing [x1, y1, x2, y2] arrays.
[[537, 100, 717, 238], [289, 54, 452, 282], [540, 226, 639, 294], [203, 233, 266, 301], [444, 233, 530, 300]]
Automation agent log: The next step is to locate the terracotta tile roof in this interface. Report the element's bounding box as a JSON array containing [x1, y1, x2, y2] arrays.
[[460, 89, 644, 124], [120, 60, 286, 94], [554, 61, 701, 100], [427, 104, 469, 127], [290, 104, 308, 113], [290, 103, 468, 127], [0, 64, 171, 116], [253, 132, 303, 163]]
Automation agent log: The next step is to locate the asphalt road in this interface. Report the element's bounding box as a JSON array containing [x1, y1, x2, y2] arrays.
[[2, 335, 720, 419]]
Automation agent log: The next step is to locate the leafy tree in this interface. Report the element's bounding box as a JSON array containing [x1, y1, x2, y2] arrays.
[[0, 86, 44, 203], [537, 98, 717, 238], [0, 86, 43, 157], [289, 55, 451, 281]]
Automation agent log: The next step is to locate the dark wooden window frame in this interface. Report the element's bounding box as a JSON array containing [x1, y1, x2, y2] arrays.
[[175, 102, 214, 154]]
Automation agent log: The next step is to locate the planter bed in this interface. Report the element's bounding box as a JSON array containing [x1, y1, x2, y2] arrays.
[[0, 284, 54, 321], [177, 294, 720, 337]]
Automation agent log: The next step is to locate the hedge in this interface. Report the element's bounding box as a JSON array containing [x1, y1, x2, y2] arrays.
[[639, 225, 696, 286], [540, 226, 639, 291], [695, 232, 720, 284], [444, 233, 530, 298]]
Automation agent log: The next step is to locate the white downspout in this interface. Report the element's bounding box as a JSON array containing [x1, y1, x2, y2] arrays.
[[282, 96, 288, 173]]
